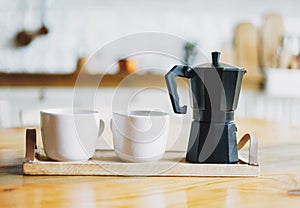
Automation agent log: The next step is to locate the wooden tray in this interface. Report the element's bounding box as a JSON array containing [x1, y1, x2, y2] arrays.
[[23, 129, 259, 177]]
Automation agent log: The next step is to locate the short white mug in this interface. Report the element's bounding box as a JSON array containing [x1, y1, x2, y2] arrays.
[[40, 108, 104, 161], [111, 110, 170, 162]]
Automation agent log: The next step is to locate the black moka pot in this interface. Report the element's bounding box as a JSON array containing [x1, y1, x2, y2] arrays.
[[165, 51, 246, 164]]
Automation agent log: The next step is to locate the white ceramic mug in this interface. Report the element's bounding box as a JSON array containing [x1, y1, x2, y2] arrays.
[[111, 110, 170, 162], [40, 108, 104, 161]]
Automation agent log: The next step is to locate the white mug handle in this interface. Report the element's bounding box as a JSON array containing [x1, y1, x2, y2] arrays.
[[98, 119, 105, 137]]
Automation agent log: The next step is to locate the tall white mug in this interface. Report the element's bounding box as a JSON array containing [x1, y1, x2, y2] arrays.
[[111, 110, 170, 162], [40, 108, 104, 161]]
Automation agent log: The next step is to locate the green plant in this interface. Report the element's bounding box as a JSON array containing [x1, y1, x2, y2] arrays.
[[184, 41, 198, 65]]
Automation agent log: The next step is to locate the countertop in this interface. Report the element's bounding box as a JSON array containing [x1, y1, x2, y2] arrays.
[[1, 118, 300, 207]]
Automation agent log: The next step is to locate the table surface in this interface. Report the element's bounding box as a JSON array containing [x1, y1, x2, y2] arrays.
[[1, 118, 300, 207]]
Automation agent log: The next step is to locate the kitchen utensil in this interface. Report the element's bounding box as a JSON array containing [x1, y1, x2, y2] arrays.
[[40, 108, 104, 161], [111, 110, 169, 162], [165, 51, 246, 164], [278, 36, 300, 69], [15, 0, 49, 47], [234, 22, 261, 77], [260, 13, 284, 68], [15, 26, 48, 47]]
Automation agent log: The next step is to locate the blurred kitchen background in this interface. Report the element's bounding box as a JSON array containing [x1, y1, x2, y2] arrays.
[[1, 0, 300, 146]]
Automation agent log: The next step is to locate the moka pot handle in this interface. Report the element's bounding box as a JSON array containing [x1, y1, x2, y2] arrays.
[[165, 65, 192, 114]]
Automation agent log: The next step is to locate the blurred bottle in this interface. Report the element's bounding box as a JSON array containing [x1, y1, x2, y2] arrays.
[[118, 59, 137, 74]]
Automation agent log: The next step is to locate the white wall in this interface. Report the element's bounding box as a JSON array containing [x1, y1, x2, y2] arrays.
[[1, 0, 300, 73], [1, 0, 300, 131], [0, 86, 193, 150], [2, 86, 300, 128]]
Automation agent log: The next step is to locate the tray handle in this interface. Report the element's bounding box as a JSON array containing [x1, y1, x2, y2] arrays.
[[25, 129, 37, 162], [237, 133, 258, 166]]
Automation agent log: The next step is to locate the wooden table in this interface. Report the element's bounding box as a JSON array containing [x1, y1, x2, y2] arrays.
[[1, 118, 300, 207]]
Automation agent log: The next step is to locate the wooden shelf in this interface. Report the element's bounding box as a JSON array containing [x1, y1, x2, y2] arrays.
[[0, 69, 166, 88], [0, 68, 265, 90]]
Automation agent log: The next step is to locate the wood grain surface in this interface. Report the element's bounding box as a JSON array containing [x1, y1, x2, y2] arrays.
[[1, 118, 300, 207]]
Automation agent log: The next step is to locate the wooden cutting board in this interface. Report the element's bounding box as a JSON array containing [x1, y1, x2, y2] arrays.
[[234, 22, 264, 90], [23, 149, 259, 177], [234, 22, 264, 86], [260, 13, 284, 68], [234, 22, 261, 78]]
